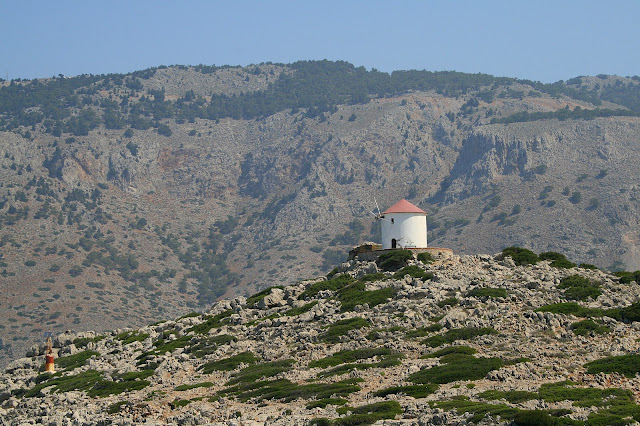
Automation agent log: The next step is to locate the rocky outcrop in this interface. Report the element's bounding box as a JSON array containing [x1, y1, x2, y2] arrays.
[[2, 252, 640, 424]]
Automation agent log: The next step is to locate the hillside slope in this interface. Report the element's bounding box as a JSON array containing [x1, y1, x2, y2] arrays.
[[2, 250, 640, 424], [1, 63, 640, 367]]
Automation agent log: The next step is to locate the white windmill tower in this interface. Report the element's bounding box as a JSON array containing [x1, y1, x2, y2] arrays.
[[374, 199, 427, 249]]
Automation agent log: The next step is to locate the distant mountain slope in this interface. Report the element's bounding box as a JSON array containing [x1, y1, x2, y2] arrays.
[[0, 62, 640, 367]]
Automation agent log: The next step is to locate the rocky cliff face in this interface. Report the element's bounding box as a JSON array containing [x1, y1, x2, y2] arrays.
[[2, 251, 640, 424], [1, 65, 640, 369]]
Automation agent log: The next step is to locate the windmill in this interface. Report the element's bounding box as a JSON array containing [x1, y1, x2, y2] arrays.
[[369, 197, 390, 222]]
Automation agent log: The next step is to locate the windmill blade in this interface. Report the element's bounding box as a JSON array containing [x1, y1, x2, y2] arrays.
[[374, 197, 381, 216]]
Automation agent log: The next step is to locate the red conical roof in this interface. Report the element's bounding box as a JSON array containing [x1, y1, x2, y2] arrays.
[[383, 199, 426, 214]]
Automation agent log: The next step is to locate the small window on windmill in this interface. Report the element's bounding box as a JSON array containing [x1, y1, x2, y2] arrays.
[[391, 218, 394, 224]]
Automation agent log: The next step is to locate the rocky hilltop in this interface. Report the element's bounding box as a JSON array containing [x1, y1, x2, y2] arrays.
[[2, 62, 640, 367], [2, 249, 640, 425]]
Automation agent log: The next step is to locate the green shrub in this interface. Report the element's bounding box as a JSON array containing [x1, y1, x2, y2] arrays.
[[558, 275, 602, 301], [501, 247, 538, 266], [68, 266, 84, 277], [479, 390, 538, 403], [377, 250, 413, 271], [425, 345, 477, 358], [56, 350, 99, 371], [318, 356, 402, 378], [360, 272, 387, 282], [200, 351, 259, 374], [24, 260, 36, 267], [186, 309, 233, 334], [571, 319, 610, 336], [188, 334, 237, 358], [175, 382, 214, 391], [512, 410, 559, 426], [409, 356, 503, 384], [422, 327, 498, 347], [417, 252, 434, 264], [320, 317, 370, 343], [584, 355, 640, 378], [73, 335, 105, 349], [437, 297, 459, 308], [538, 252, 576, 269], [466, 287, 507, 299], [299, 274, 354, 300], [106, 401, 128, 414], [392, 265, 433, 281], [284, 301, 317, 316], [220, 376, 360, 403], [169, 399, 191, 408], [337, 282, 394, 311], [246, 286, 285, 307], [538, 381, 632, 406], [405, 324, 442, 339], [24, 369, 152, 398], [309, 348, 394, 368], [335, 401, 403, 425], [115, 331, 150, 345], [374, 384, 438, 398], [225, 359, 295, 385], [620, 302, 640, 322], [588, 405, 640, 425], [614, 270, 640, 284], [579, 263, 598, 270]]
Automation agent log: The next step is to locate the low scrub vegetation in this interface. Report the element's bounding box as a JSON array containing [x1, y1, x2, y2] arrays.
[[417, 252, 434, 264], [220, 375, 361, 404], [186, 309, 233, 334], [320, 317, 370, 343], [538, 252, 576, 269], [334, 401, 403, 425], [199, 351, 259, 374], [299, 274, 354, 300], [614, 270, 640, 284], [359, 272, 387, 282], [584, 354, 640, 378], [405, 324, 442, 339], [245, 286, 285, 307], [309, 348, 394, 369], [501, 247, 538, 266], [571, 319, 610, 336], [337, 282, 394, 311], [376, 250, 413, 271], [479, 389, 538, 403], [55, 350, 99, 371], [409, 354, 503, 384], [225, 359, 296, 386], [175, 381, 214, 391], [558, 275, 602, 301], [284, 301, 317, 316], [392, 265, 433, 281], [374, 384, 438, 398], [22, 369, 153, 398], [115, 331, 149, 345]]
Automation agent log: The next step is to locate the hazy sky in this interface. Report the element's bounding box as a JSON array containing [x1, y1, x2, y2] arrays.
[[2, 1, 638, 83]]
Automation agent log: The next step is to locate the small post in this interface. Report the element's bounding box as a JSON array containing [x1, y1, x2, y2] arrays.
[[45, 335, 55, 373]]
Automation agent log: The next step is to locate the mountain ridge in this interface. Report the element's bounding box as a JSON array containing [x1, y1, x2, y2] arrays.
[[1, 61, 640, 369]]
